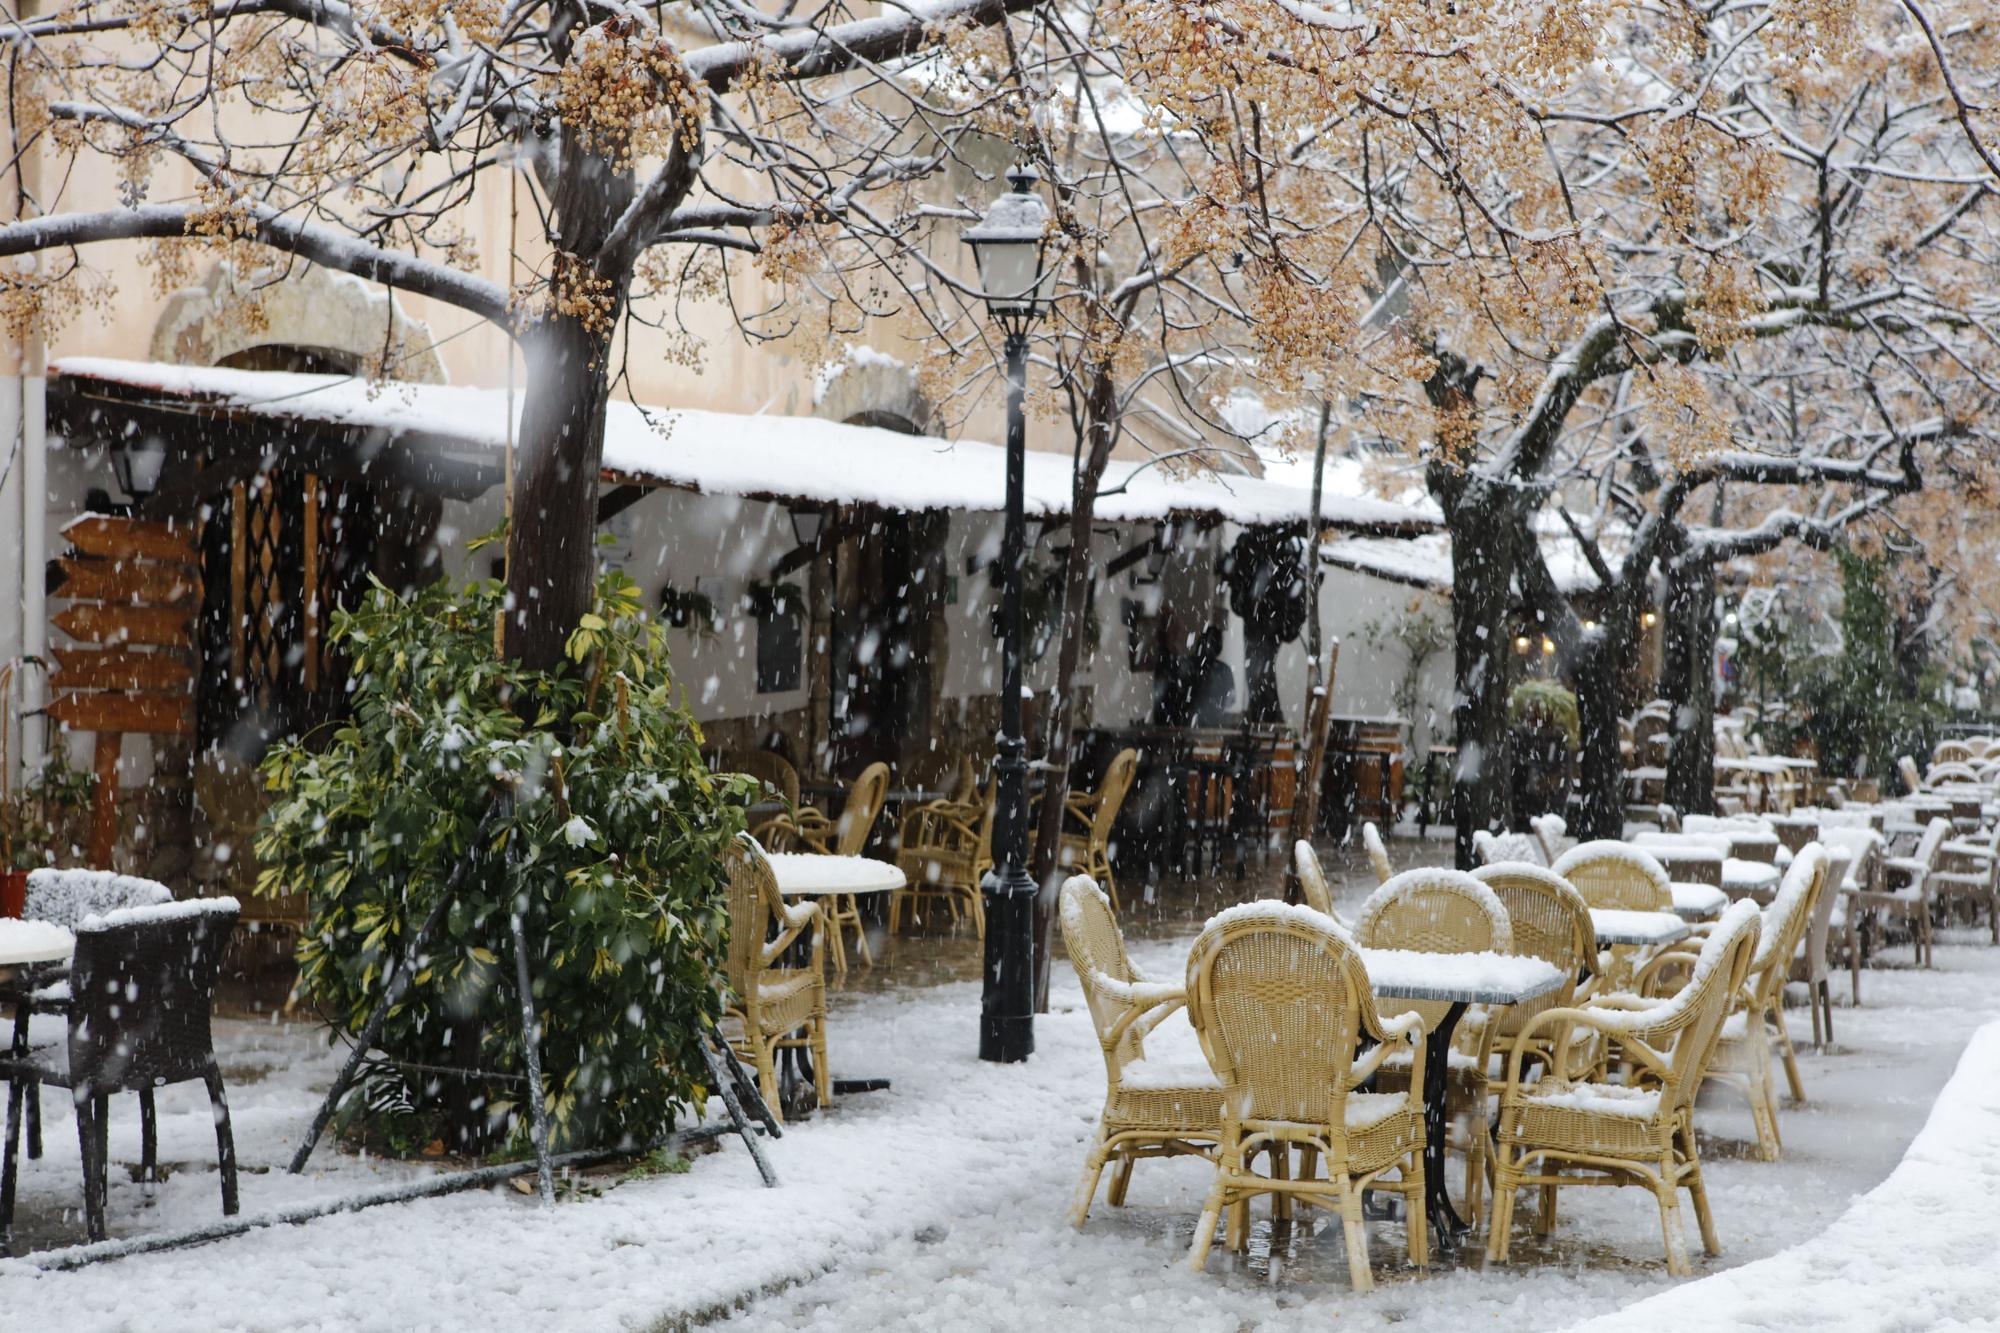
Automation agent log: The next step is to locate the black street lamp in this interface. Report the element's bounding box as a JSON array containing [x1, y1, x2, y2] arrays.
[[964, 165, 1057, 1064]]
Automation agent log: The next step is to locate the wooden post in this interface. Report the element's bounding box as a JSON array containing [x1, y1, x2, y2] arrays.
[[1285, 639, 1341, 903], [87, 732, 121, 867], [229, 481, 248, 689], [303, 473, 320, 692]]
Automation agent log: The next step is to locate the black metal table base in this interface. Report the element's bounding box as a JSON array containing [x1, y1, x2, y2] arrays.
[[1422, 1000, 1472, 1250]]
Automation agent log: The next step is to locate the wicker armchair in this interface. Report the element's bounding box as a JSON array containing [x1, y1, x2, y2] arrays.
[[1183, 901, 1428, 1288], [1471, 863, 1596, 1074], [1858, 816, 1950, 968], [890, 789, 993, 938], [1935, 739, 1977, 765], [721, 749, 801, 813], [1353, 868, 1511, 1225], [1932, 822, 2000, 945], [1060, 876, 1222, 1226], [1487, 900, 1763, 1276], [1057, 748, 1139, 911], [2, 897, 241, 1246], [1530, 814, 1573, 865], [720, 836, 828, 1120], [1291, 840, 1349, 928], [755, 761, 889, 972], [1551, 841, 1673, 911], [1360, 821, 1395, 884], [1643, 846, 1828, 1161], [1473, 830, 1546, 867]]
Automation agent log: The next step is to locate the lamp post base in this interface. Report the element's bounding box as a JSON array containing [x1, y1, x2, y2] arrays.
[[978, 861, 1039, 1063]]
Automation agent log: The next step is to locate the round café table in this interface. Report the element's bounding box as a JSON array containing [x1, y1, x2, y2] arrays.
[[763, 854, 905, 1116], [0, 919, 75, 978]]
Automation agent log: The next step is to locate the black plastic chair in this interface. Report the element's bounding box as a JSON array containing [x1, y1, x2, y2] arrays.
[[2, 870, 175, 1163], [0, 897, 240, 1249]]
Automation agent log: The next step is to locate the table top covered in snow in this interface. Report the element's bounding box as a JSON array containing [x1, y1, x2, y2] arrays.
[[1357, 950, 1566, 1006], [1590, 909, 1691, 947], [766, 854, 907, 897], [1669, 883, 1730, 919], [0, 918, 76, 968]]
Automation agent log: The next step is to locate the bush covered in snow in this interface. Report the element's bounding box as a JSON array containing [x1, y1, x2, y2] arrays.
[[255, 566, 753, 1155]]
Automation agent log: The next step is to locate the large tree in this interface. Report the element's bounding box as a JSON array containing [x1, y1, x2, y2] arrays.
[[1, 0, 1048, 670], [1106, 0, 2000, 863]]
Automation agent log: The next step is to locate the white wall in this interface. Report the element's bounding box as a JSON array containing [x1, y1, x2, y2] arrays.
[[1272, 565, 1454, 754]]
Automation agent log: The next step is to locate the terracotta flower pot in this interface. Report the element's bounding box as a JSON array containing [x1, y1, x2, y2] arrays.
[[0, 870, 25, 920]]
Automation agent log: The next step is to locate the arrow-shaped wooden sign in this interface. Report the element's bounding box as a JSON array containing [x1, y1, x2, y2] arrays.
[[48, 556, 201, 606], [53, 604, 195, 647], [61, 515, 199, 565], [47, 691, 194, 736], [50, 647, 196, 693]]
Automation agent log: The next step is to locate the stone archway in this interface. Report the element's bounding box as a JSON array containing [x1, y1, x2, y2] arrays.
[[151, 260, 448, 385], [811, 346, 932, 436]]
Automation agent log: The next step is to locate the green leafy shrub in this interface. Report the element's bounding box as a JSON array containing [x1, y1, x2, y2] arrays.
[[1508, 680, 1581, 748], [256, 568, 752, 1155]]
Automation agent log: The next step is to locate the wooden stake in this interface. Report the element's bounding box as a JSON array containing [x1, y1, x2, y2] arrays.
[[1286, 638, 1341, 904], [230, 482, 248, 688], [303, 473, 320, 692], [87, 732, 121, 868]]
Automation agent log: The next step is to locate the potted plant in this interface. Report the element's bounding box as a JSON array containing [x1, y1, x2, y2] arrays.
[[1508, 680, 1581, 823], [0, 756, 95, 916]]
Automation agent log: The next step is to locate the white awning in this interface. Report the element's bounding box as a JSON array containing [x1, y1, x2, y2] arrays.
[[54, 357, 1436, 533]]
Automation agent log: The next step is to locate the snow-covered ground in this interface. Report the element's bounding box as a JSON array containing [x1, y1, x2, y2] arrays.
[[2, 870, 1996, 1331]]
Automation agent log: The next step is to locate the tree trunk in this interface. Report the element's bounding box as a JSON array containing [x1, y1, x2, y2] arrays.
[[1571, 618, 1636, 839], [1663, 558, 1719, 814], [1028, 365, 1118, 1012], [1448, 497, 1518, 869], [503, 312, 618, 672]]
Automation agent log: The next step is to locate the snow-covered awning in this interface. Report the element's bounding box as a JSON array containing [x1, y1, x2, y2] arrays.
[[51, 358, 1436, 533], [1323, 530, 1615, 595]]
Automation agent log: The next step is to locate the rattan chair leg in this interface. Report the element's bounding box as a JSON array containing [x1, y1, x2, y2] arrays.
[[1227, 1194, 1250, 1253], [1189, 1177, 1227, 1271], [1407, 1151, 1429, 1267], [1687, 1152, 1721, 1256], [1107, 1153, 1136, 1207], [1535, 1182, 1558, 1236], [138, 1087, 158, 1197], [1656, 1177, 1691, 1277], [1776, 1013, 1806, 1103], [751, 1042, 783, 1127], [825, 909, 847, 975], [810, 1017, 831, 1110], [1069, 1139, 1109, 1227], [203, 1066, 239, 1216], [844, 896, 874, 967], [1485, 1165, 1517, 1264], [1340, 1180, 1374, 1292]]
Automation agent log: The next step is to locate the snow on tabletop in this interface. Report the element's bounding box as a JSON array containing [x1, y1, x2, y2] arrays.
[[0, 918, 76, 961], [1631, 833, 1725, 863], [52, 358, 1433, 531], [1589, 908, 1691, 946], [1721, 858, 1781, 890], [762, 853, 905, 894], [1565, 1019, 2000, 1332], [78, 895, 241, 933], [1669, 883, 1729, 917], [1358, 949, 1562, 1003]]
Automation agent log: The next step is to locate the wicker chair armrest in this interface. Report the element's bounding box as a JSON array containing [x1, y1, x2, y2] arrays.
[[1504, 1005, 1671, 1092], [900, 803, 981, 849], [1633, 945, 1701, 997], [1352, 1009, 1425, 1084], [1109, 994, 1188, 1051], [1095, 975, 1184, 1009], [759, 898, 822, 968]]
